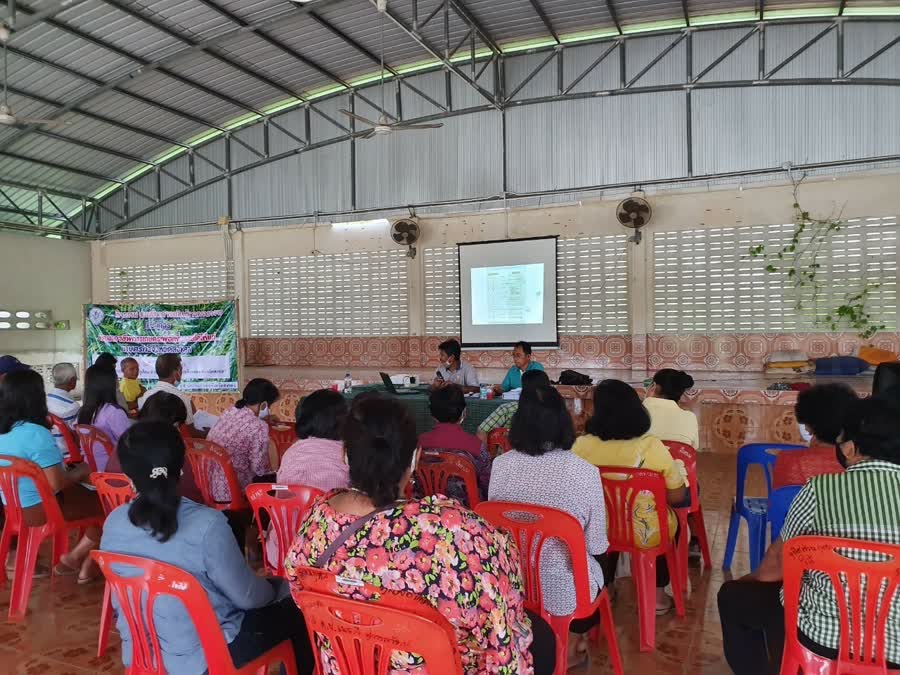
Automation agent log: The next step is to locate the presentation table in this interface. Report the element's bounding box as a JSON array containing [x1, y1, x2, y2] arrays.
[[342, 384, 508, 436]]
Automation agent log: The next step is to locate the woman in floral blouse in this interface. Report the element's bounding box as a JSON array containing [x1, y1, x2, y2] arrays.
[[284, 395, 555, 674]]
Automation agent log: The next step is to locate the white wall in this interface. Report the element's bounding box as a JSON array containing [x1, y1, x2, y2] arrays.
[[0, 232, 91, 365], [91, 169, 900, 336]]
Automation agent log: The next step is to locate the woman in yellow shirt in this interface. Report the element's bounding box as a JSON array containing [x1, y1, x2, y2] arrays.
[[572, 379, 687, 615], [643, 369, 700, 449]]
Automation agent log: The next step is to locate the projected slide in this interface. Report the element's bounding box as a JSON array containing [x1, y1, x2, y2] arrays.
[[471, 264, 544, 325]]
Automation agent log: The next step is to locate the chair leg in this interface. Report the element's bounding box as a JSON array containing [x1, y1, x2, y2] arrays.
[[747, 514, 767, 573], [8, 528, 41, 622], [0, 523, 14, 587], [597, 590, 623, 675], [676, 511, 690, 594], [722, 500, 741, 570], [691, 507, 713, 570], [548, 614, 570, 675], [631, 552, 657, 652], [665, 548, 686, 618], [97, 582, 113, 657]]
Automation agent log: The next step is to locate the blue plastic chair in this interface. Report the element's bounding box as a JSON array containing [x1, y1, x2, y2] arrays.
[[722, 443, 805, 571], [768, 485, 802, 541]]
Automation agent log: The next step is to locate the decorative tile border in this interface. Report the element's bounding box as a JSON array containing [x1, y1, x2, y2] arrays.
[[243, 332, 899, 373]]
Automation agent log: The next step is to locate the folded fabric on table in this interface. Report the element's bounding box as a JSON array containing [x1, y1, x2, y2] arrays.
[[858, 345, 898, 366], [814, 356, 871, 375], [766, 361, 812, 369], [766, 350, 809, 365]]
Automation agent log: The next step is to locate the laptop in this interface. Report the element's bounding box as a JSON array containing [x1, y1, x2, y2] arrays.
[[380, 372, 420, 395]]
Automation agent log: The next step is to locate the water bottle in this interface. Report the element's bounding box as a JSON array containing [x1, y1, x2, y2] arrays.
[[479, 384, 489, 400], [343, 373, 352, 395]]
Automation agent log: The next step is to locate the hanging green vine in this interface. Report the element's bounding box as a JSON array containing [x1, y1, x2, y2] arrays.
[[748, 174, 885, 339]]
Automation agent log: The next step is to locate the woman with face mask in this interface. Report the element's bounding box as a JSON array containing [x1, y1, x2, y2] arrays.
[[206, 378, 281, 504]]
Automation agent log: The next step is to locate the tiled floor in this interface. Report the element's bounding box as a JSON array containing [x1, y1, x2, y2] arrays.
[[0, 453, 762, 675]]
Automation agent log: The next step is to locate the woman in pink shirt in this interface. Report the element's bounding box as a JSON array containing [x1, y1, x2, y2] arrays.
[[276, 389, 349, 491], [206, 379, 280, 503]]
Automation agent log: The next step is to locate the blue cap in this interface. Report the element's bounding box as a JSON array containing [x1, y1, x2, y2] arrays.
[[0, 355, 29, 375]]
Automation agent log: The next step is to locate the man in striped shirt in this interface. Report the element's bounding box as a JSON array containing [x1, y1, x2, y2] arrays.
[[718, 396, 900, 674], [46, 362, 81, 459]]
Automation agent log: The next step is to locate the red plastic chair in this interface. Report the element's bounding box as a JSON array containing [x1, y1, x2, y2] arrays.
[[599, 466, 686, 652], [0, 455, 104, 621], [90, 472, 135, 657], [487, 427, 512, 457], [184, 438, 249, 511], [245, 483, 323, 577], [74, 424, 115, 473], [290, 566, 463, 674], [475, 501, 623, 675], [415, 449, 481, 507], [662, 441, 712, 588], [47, 414, 83, 464], [268, 424, 297, 460], [90, 550, 297, 675], [781, 536, 900, 675], [178, 424, 193, 444]]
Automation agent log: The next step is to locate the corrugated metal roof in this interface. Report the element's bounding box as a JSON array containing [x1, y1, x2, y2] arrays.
[[0, 0, 896, 234]]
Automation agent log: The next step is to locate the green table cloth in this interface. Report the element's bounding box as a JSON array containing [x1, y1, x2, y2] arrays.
[[343, 384, 508, 436]]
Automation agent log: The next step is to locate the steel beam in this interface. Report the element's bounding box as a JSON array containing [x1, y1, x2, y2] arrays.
[[526, 0, 560, 44], [838, 0, 847, 16], [448, 1, 502, 55], [43, 193, 77, 230], [760, 0, 766, 21], [692, 27, 758, 82], [845, 35, 900, 77], [605, 0, 623, 36], [0, 151, 123, 184], [563, 41, 618, 95], [627, 33, 686, 88], [682, 0, 690, 27], [305, 11, 448, 113], [765, 23, 835, 79], [0, 178, 87, 202], [375, 0, 500, 109], [505, 50, 556, 103], [3, 0, 89, 34]]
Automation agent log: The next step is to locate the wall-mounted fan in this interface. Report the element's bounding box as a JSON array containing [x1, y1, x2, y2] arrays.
[[616, 191, 652, 244], [391, 218, 420, 258], [340, 1, 443, 138]]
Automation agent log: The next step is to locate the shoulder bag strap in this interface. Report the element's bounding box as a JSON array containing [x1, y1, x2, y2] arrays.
[[313, 500, 403, 569]]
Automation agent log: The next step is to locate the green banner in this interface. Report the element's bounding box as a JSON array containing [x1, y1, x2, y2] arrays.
[[84, 301, 239, 393]]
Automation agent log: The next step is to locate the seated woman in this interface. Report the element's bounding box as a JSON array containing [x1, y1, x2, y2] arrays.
[[643, 368, 699, 449], [772, 383, 856, 490], [419, 384, 491, 498], [0, 369, 101, 581], [77, 364, 132, 470], [206, 378, 280, 502], [572, 379, 687, 614], [276, 389, 349, 492], [489, 383, 607, 666], [100, 421, 313, 675], [105, 392, 204, 503], [284, 396, 555, 675]]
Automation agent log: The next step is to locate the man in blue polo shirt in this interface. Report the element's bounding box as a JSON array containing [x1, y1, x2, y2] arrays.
[[494, 341, 545, 394]]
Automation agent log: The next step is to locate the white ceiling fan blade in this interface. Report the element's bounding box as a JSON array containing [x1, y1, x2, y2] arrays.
[[339, 109, 378, 127], [393, 122, 444, 130], [16, 117, 70, 126]]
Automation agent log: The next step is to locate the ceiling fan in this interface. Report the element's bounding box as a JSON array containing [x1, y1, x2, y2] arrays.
[[339, 0, 443, 138], [0, 23, 67, 127]]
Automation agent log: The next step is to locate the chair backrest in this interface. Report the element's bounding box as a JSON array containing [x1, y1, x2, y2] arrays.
[[90, 550, 241, 675], [415, 449, 480, 507], [0, 454, 66, 530], [47, 414, 83, 464], [178, 424, 193, 444], [486, 427, 511, 457], [90, 472, 135, 516], [290, 566, 463, 675], [662, 441, 699, 509], [598, 467, 673, 553], [268, 424, 297, 459], [735, 443, 805, 504], [767, 485, 802, 541], [74, 424, 116, 473], [184, 438, 246, 511], [245, 483, 323, 576], [475, 501, 594, 620], [782, 536, 900, 671]]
